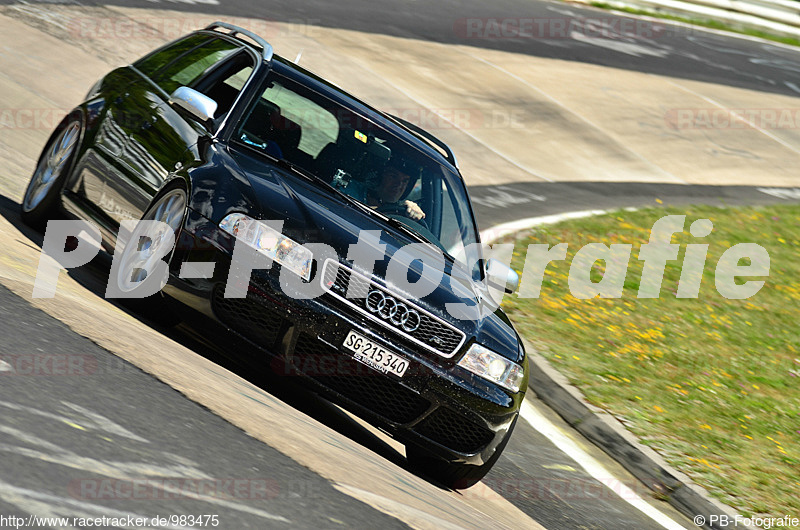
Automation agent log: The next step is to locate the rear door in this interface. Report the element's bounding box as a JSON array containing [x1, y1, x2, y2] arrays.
[[99, 35, 253, 226]]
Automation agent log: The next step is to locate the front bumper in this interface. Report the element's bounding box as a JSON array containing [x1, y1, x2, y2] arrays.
[[164, 209, 524, 465]]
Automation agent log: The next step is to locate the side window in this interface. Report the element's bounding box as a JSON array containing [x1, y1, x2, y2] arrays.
[[239, 76, 338, 162], [134, 34, 211, 80], [193, 51, 255, 119], [439, 180, 466, 259], [149, 38, 241, 95]]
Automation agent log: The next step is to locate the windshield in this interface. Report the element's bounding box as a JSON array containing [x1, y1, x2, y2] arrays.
[[235, 71, 482, 278]]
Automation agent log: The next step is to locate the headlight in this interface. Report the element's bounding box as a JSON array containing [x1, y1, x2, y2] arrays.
[[458, 344, 524, 393], [219, 213, 313, 281]]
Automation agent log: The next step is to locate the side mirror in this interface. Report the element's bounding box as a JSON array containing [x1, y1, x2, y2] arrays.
[[168, 87, 218, 124], [485, 258, 519, 294]]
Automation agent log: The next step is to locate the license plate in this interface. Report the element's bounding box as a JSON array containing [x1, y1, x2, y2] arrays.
[[342, 330, 409, 378]]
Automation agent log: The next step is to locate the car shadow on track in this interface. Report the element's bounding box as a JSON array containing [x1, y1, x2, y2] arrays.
[[0, 192, 456, 492]]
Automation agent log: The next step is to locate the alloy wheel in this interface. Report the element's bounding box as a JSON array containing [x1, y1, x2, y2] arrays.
[[22, 121, 80, 212]]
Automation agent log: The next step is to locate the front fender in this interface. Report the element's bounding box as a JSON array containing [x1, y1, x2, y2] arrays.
[[186, 142, 259, 225]]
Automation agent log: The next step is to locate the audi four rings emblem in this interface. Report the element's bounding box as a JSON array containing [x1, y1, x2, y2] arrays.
[[365, 290, 421, 332]]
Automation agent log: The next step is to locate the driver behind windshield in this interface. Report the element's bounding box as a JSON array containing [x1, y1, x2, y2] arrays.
[[366, 163, 425, 221]]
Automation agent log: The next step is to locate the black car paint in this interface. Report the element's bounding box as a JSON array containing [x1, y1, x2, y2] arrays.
[[164, 206, 522, 466], [55, 27, 528, 471]]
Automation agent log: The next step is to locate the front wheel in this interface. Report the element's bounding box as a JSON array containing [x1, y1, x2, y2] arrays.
[[406, 415, 517, 489], [113, 185, 187, 327], [21, 117, 82, 229]]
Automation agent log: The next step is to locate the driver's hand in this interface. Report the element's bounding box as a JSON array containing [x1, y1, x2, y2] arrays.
[[404, 200, 425, 221]]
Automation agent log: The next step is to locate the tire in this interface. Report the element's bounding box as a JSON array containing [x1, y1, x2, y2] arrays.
[[406, 415, 517, 489], [21, 116, 82, 230], [113, 184, 187, 327]]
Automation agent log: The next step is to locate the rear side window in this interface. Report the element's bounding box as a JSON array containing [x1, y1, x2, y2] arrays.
[[134, 34, 210, 79], [134, 35, 241, 94], [194, 52, 256, 119], [154, 39, 241, 94]]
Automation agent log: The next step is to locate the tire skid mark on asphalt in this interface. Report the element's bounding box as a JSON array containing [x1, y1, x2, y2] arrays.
[[8, 1, 73, 31], [0, 399, 148, 443], [0, 409, 292, 523], [665, 78, 800, 157], [457, 50, 686, 185], [0, 478, 176, 530]]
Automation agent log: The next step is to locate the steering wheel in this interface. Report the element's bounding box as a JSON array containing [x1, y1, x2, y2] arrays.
[[377, 202, 408, 216], [379, 203, 431, 231]]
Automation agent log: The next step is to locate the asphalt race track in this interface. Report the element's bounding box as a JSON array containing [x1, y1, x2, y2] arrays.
[[1, 0, 800, 528], [29, 0, 800, 97], [469, 181, 800, 230]]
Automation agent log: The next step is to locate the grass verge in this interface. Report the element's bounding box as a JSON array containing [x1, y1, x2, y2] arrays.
[[502, 204, 799, 516], [587, 1, 800, 48]]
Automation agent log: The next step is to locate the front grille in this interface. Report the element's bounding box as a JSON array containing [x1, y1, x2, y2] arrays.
[[322, 261, 465, 357], [293, 334, 430, 425], [414, 407, 494, 454], [212, 286, 285, 348]]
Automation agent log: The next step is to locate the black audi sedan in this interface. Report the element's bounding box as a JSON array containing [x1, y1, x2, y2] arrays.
[[21, 22, 528, 488]]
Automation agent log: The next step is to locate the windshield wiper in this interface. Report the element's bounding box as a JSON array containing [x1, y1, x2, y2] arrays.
[[272, 158, 450, 258], [382, 215, 452, 259], [382, 216, 453, 258]]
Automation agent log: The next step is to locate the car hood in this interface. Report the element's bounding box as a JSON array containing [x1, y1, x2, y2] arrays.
[[221, 146, 523, 363]]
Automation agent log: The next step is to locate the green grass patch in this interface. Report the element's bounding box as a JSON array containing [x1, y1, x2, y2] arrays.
[[502, 204, 800, 516], [587, 1, 800, 48]]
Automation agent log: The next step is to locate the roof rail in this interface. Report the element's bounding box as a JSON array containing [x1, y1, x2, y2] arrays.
[[388, 114, 458, 168], [205, 21, 274, 62]]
